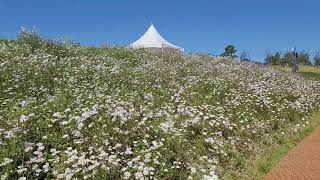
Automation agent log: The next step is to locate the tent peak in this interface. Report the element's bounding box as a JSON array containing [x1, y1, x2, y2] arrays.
[[129, 24, 183, 52]]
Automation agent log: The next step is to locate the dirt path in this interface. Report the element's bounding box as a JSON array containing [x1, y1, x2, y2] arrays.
[[265, 128, 320, 180]]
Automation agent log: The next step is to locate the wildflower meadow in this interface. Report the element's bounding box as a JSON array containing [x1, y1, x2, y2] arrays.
[[0, 32, 319, 179]]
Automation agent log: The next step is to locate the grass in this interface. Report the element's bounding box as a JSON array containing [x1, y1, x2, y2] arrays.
[[273, 65, 320, 80]]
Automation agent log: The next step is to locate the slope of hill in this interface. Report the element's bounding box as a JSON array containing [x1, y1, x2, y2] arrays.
[[0, 39, 320, 179]]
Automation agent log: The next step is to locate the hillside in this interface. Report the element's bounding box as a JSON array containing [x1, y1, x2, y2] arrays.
[[0, 39, 320, 179]]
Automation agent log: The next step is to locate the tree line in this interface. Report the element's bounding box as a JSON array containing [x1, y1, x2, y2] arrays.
[[219, 45, 320, 66], [265, 51, 320, 66]]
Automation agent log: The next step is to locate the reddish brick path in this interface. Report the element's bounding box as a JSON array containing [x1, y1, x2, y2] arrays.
[[265, 128, 320, 180]]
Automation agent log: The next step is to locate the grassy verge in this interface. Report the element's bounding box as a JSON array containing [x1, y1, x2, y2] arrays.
[[224, 111, 320, 180], [273, 65, 320, 80]]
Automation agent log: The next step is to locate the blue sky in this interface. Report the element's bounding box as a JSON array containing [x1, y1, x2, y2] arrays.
[[0, 0, 319, 62]]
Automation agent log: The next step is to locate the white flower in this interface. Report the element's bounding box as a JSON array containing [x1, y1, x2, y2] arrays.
[[53, 112, 62, 118], [20, 115, 29, 123], [0, 158, 14, 166], [62, 134, 69, 138], [134, 172, 144, 180], [81, 112, 90, 119], [43, 163, 49, 172], [21, 100, 29, 107], [17, 168, 27, 174], [1, 173, 8, 180], [124, 171, 131, 179], [190, 167, 197, 174], [143, 167, 149, 175], [203, 174, 219, 180], [60, 121, 69, 125], [125, 147, 133, 155]]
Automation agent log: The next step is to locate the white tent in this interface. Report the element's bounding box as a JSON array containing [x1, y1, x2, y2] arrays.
[[129, 24, 184, 52]]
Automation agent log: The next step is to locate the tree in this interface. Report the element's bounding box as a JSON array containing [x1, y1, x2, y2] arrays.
[[221, 45, 237, 58], [265, 51, 273, 64], [314, 52, 320, 66], [298, 51, 311, 65], [273, 52, 281, 65], [282, 51, 295, 65], [265, 52, 281, 65], [281, 50, 311, 66], [240, 51, 251, 62]]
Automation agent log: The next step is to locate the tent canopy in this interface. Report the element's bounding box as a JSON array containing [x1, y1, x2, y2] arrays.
[[129, 24, 183, 52]]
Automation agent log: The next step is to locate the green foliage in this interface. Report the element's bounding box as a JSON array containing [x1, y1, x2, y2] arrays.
[[282, 51, 295, 65], [298, 51, 311, 65], [300, 71, 320, 80], [221, 45, 237, 58], [0, 39, 13, 44], [274, 52, 281, 65], [105, 47, 136, 60], [265, 51, 311, 65], [265, 52, 281, 65]]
